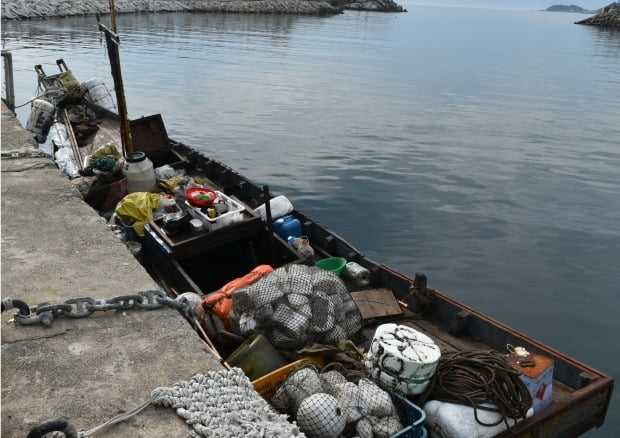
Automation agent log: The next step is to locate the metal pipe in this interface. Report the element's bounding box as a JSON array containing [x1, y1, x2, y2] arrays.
[[262, 185, 275, 265], [1, 50, 15, 112]]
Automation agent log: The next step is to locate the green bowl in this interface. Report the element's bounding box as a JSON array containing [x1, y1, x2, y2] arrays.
[[315, 257, 347, 276]]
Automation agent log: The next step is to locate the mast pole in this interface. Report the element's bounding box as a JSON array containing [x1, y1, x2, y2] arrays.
[[97, 1, 133, 155]]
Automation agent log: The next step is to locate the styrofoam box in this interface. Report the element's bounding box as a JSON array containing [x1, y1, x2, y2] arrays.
[[186, 191, 245, 231]]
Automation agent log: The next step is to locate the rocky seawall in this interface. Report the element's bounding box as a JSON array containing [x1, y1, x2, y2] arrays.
[[575, 5, 620, 27], [1, 0, 405, 19]]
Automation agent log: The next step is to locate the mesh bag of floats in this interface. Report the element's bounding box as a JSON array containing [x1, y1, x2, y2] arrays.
[[229, 264, 363, 350], [269, 363, 404, 438]]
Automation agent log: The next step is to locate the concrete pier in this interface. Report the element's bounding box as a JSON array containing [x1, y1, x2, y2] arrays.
[[1, 101, 224, 436]]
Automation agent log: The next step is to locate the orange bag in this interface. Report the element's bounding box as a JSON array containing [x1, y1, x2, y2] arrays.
[[202, 264, 273, 331]]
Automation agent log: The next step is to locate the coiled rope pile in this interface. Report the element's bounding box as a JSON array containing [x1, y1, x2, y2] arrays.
[[418, 350, 532, 427]]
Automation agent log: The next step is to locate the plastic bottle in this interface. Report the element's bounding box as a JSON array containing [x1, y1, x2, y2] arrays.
[[288, 236, 315, 265]]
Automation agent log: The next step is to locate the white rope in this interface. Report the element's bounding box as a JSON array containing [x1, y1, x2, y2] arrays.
[[79, 368, 305, 437], [79, 398, 153, 437], [150, 368, 305, 437]]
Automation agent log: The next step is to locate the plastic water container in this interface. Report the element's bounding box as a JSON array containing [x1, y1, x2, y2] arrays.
[[272, 215, 301, 241], [81, 77, 117, 112], [26, 98, 55, 143], [123, 151, 156, 193]]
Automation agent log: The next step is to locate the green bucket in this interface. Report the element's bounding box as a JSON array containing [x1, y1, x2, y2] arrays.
[[315, 257, 347, 276]]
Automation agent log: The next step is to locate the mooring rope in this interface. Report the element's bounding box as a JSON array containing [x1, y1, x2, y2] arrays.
[[417, 350, 532, 427]]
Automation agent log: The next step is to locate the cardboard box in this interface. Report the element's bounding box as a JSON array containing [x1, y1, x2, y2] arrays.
[[506, 350, 554, 413]]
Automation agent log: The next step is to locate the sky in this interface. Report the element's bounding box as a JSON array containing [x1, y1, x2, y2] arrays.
[[407, 0, 610, 10]]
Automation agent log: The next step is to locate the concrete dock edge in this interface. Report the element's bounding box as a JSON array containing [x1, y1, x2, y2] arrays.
[[1, 101, 224, 437]]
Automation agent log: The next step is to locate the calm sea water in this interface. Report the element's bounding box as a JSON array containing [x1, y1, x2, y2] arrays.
[[2, 3, 619, 435]]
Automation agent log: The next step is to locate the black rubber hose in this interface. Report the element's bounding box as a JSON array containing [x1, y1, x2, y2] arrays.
[[1, 298, 30, 316], [27, 419, 78, 438]]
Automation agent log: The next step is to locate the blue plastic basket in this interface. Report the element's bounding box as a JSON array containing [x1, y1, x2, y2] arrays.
[[390, 392, 427, 438]]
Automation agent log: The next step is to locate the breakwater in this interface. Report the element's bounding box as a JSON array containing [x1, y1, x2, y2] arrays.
[[1, 0, 405, 19], [576, 5, 620, 27]]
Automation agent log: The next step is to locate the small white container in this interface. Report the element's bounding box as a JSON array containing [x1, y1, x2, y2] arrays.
[[123, 151, 156, 193], [190, 218, 204, 234], [186, 191, 245, 231]]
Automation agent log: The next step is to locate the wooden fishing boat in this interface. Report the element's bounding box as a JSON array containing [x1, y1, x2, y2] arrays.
[[31, 14, 613, 438], [40, 96, 613, 435]]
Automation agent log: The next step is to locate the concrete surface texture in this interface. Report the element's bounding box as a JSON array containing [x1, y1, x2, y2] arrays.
[[1, 101, 225, 436]]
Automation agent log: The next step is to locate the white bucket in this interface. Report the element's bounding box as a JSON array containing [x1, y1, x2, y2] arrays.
[[82, 78, 117, 112], [365, 323, 441, 395], [26, 98, 55, 143], [123, 152, 156, 193]]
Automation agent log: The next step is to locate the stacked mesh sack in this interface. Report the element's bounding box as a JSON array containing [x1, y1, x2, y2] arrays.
[[229, 264, 363, 350], [270, 364, 403, 438]]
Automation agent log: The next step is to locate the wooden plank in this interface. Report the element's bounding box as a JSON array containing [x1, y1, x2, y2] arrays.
[[350, 288, 403, 320]]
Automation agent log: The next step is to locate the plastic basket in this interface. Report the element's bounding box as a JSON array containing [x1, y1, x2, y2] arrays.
[[391, 392, 427, 438], [252, 358, 323, 400]]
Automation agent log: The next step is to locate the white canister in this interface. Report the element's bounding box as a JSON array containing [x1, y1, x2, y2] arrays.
[[123, 151, 156, 193], [190, 218, 204, 234]]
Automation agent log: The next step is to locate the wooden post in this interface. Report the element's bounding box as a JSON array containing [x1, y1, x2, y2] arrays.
[[97, 8, 133, 155]]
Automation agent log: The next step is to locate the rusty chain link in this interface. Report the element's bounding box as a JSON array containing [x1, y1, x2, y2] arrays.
[[9, 290, 192, 327]]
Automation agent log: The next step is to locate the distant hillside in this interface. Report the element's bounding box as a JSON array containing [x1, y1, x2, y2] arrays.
[[546, 4, 594, 13]]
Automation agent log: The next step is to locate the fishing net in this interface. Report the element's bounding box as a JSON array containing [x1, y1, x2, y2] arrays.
[[150, 368, 305, 438], [229, 264, 363, 350], [270, 365, 402, 438]]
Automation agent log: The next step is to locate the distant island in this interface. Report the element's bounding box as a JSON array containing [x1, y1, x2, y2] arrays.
[[545, 4, 594, 13]]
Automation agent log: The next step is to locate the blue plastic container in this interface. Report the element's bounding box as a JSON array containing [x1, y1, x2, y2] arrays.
[[272, 215, 301, 241], [390, 392, 427, 438]]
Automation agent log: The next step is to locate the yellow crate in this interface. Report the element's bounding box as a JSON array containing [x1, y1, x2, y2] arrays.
[[252, 357, 323, 400]]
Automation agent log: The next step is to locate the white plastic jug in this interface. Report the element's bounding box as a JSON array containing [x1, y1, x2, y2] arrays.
[[123, 152, 156, 193]]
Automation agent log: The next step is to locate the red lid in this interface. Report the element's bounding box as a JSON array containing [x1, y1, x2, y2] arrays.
[[186, 188, 217, 208]]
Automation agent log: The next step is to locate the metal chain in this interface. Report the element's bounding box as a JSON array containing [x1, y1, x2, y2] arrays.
[[1, 150, 51, 159], [10, 290, 192, 327]]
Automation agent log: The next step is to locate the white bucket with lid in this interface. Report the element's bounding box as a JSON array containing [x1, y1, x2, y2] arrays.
[[365, 323, 441, 395], [123, 151, 156, 193]]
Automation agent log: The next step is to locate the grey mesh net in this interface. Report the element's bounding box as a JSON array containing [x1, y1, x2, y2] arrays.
[[229, 265, 363, 350], [269, 365, 403, 438]]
